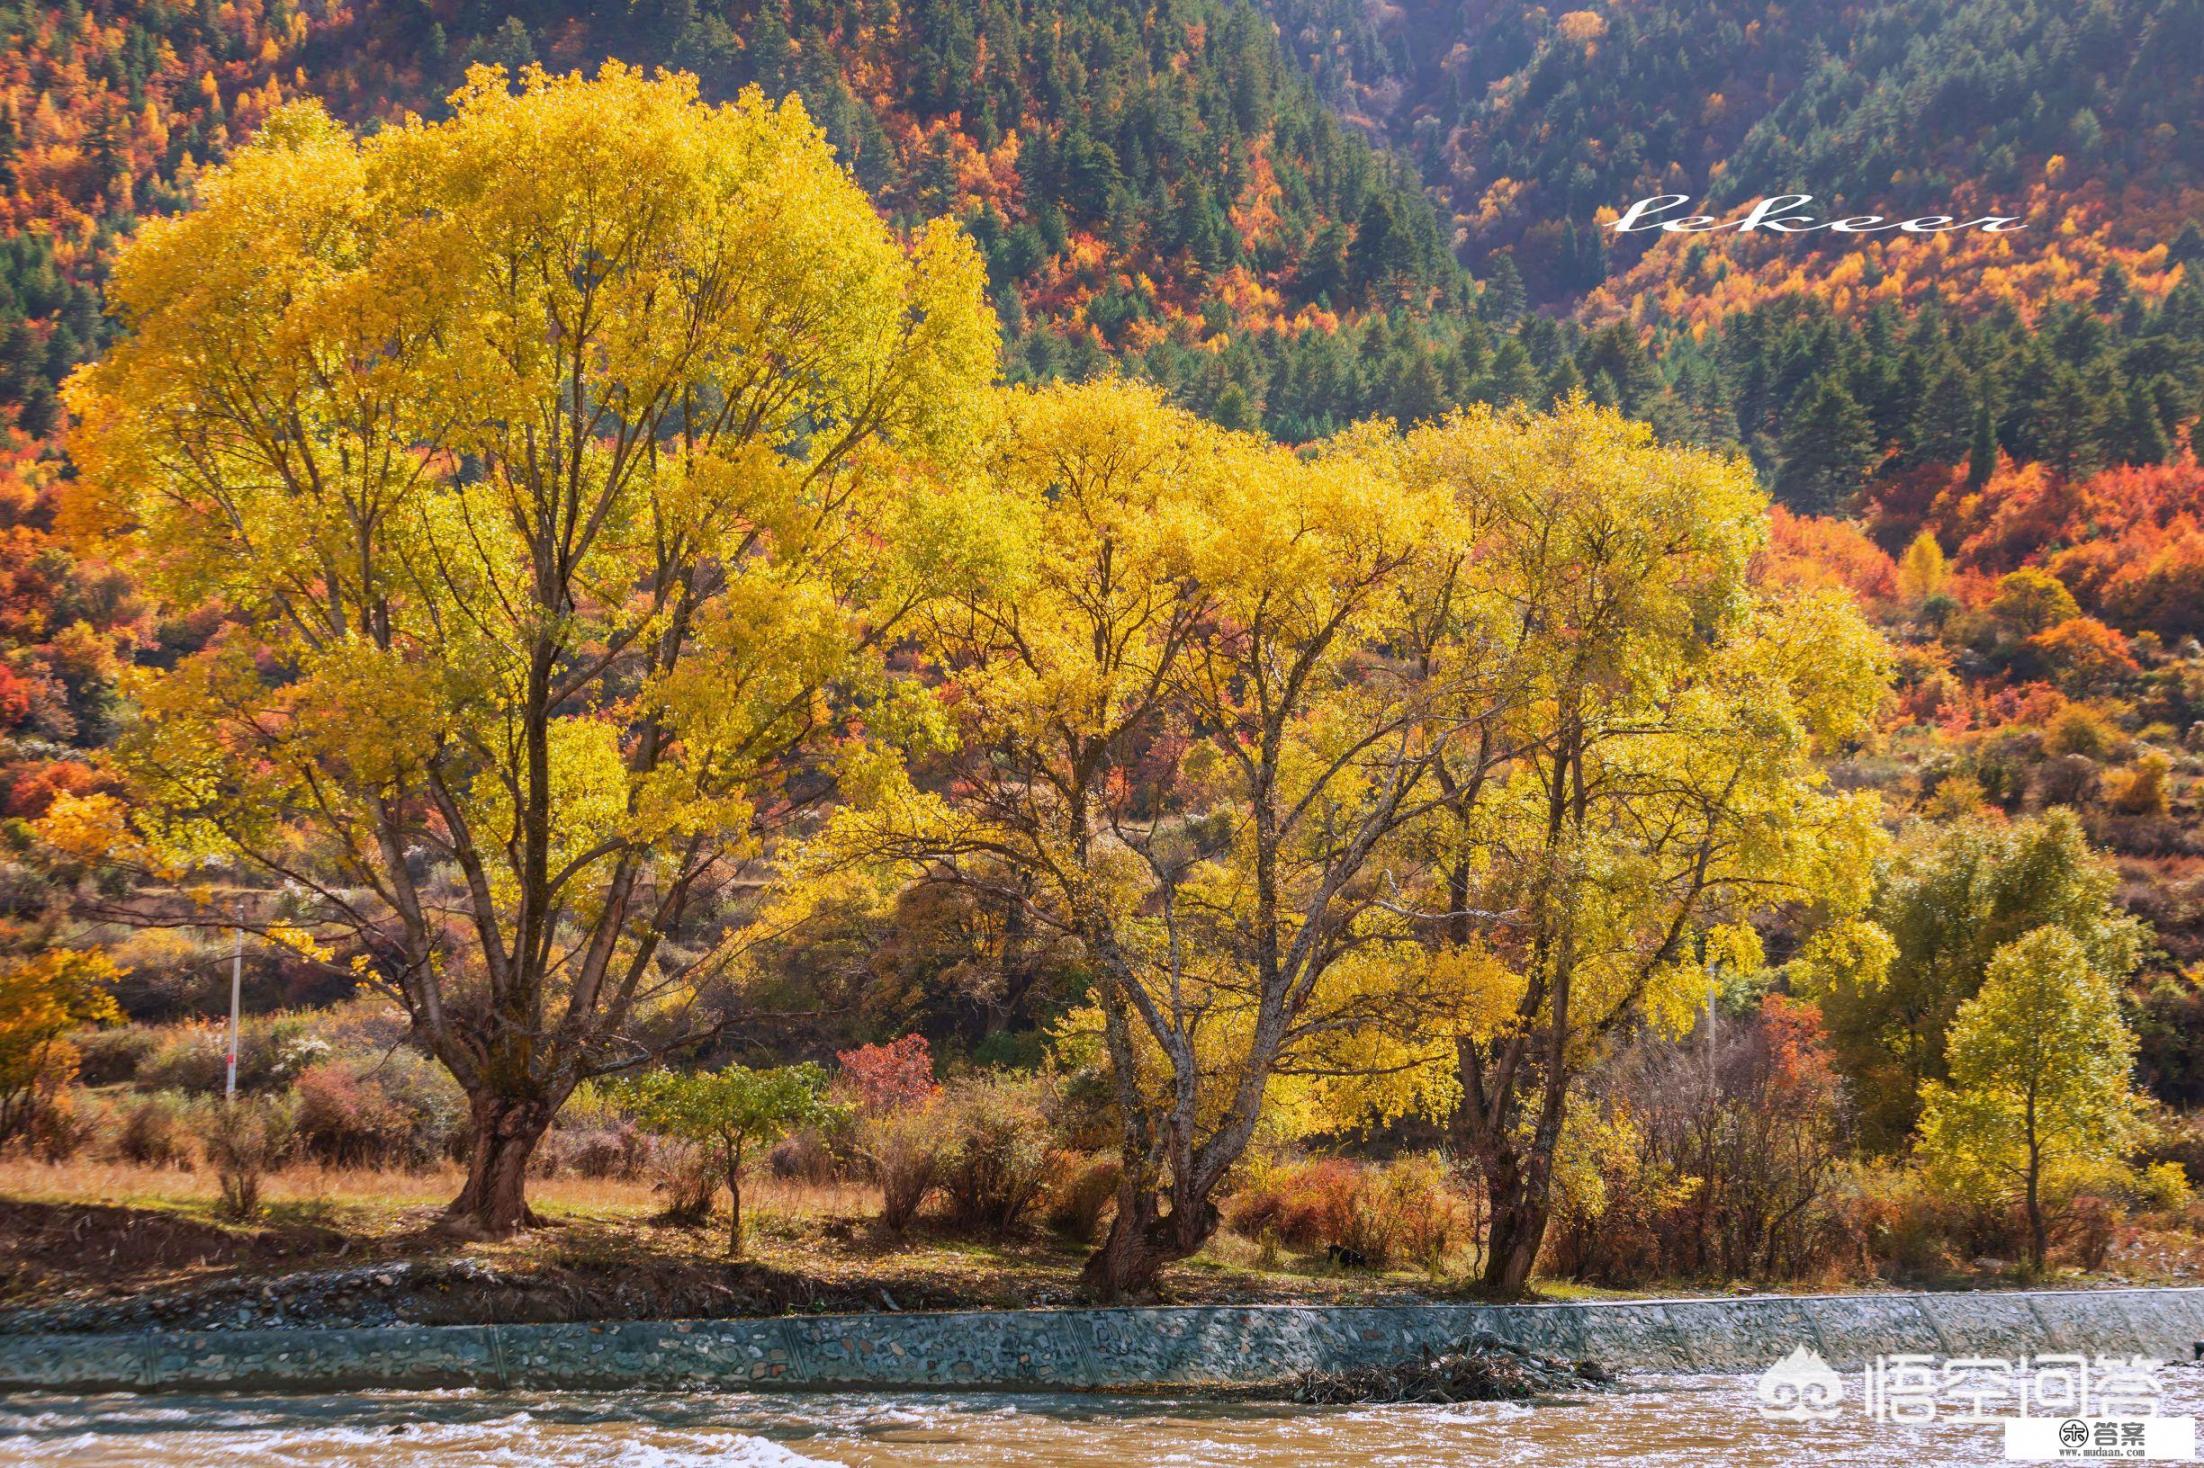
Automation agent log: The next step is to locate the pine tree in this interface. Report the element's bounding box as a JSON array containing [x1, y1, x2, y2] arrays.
[[1775, 377, 1877, 514], [1480, 251, 1525, 322], [1478, 338, 1540, 406], [2096, 262, 2131, 319], [1907, 363, 1977, 467], [1542, 355, 1584, 406], [2110, 378, 2173, 466], [1968, 397, 1998, 489], [2170, 221, 2204, 270], [2037, 367, 2105, 479]]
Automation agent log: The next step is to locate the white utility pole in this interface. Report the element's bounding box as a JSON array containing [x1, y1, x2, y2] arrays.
[[225, 912, 243, 1103], [1705, 967, 1719, 1092]]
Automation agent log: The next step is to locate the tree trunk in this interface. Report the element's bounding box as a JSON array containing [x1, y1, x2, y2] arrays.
[[1462, 1073, 1562, 1299], [726, 1140, 746, 1257], [1079, 1180, 1219, 1301], [444, 1094, 553, 1236], [1482, 1186, 1551, 1297], [2025, 1154, 2046, 1275]]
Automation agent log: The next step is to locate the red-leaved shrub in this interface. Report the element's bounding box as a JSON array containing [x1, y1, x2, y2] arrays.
[[836, 1034, 937, 1114]]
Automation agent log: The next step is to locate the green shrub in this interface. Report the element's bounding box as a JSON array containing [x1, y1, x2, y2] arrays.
[[116, 1091, 201, 1168], [938, 1073, 1053, 1235], [71, 1024, 158, 1086], [620, 1062, 840, 1255], [204, 1095, 298, 1219]]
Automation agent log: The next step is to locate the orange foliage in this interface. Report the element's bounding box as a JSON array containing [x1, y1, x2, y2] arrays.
[[1584, 180, 2197, 332], [1756, 506, 1897, 603], [0, 757, 112, 819], [0, 0, 313, 250], [1896, 460, 2204, 639], [2027, 616, 2138, 694]]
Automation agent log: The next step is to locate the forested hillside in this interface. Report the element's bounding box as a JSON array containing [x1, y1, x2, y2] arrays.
[[1266, 0, 2204, 310], [0, 0, 1511, 441], [1, 0, 2201, 856], [3, 0, 2204, 1310], [3, 0, 2202, 474]]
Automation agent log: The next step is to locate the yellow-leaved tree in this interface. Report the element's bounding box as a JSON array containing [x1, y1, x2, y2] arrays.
[[0, 945, 121, 1144], [1393, 401, 1893, 1295], [1916, 925, 2149, 1275], [63, 64, 996, 1233], [1895, 530, 1950, 608], [848, 380, 1463, 1298]]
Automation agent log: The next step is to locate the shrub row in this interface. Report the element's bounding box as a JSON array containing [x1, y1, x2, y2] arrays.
[[1227, 1154, 1480, 1270]]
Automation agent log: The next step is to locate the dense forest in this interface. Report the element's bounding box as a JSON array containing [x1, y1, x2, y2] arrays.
[[0, 0, 2202, 1306], [0, 0, 2200, 959], [1267, 0, 2204, 302]]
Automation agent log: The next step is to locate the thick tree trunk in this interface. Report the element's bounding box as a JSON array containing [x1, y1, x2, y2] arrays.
[[1460, 1051, 1563, 1299], [1079, 1182, 1220, 1301], [1482, 1187, 1551, 1297], [443, 1094, 553, 1237]]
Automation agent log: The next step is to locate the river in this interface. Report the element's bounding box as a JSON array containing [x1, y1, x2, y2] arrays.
[[6, 1369, 2202, 1467]]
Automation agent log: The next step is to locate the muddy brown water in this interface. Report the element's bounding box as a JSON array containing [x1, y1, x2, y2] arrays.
[[7, 1369, 2204, 1466]]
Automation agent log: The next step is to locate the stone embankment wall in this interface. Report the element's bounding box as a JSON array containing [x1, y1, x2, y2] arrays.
[[2, 1289, 2199, 1394]]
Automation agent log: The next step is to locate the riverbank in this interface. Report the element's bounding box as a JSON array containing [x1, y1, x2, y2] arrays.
[[3, 1288, 2200, 1395], [10, 1157, 2204, 1339], [0, 1190, 1454, 1337]]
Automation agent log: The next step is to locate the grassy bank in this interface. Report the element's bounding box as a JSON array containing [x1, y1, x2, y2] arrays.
[[6, 1158, 2201, 1336], [0, 1158, 1466, 1331]]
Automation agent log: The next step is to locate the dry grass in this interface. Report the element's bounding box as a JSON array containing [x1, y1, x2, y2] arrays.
[[11, 1155, 2189, 1321], [0, 1154, 1488, 1318], [0, 1155, 880, 1230]]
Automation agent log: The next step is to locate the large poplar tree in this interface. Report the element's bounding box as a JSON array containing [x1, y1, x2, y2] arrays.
[[1400, 401, 1891, 1295], [64, 64, 997, 1233], [853, 380, 1463, 1298]]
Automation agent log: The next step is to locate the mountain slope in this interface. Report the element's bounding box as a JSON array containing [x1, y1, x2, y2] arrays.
[[0, 0, 1504, 445], [1265, 0, 2204, 318]]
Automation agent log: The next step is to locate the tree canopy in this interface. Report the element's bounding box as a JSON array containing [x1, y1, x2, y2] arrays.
[[1917, 924, 2148, 1272], [63, 62, 997, 1233], [1814, 809, 2146, 1151]]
